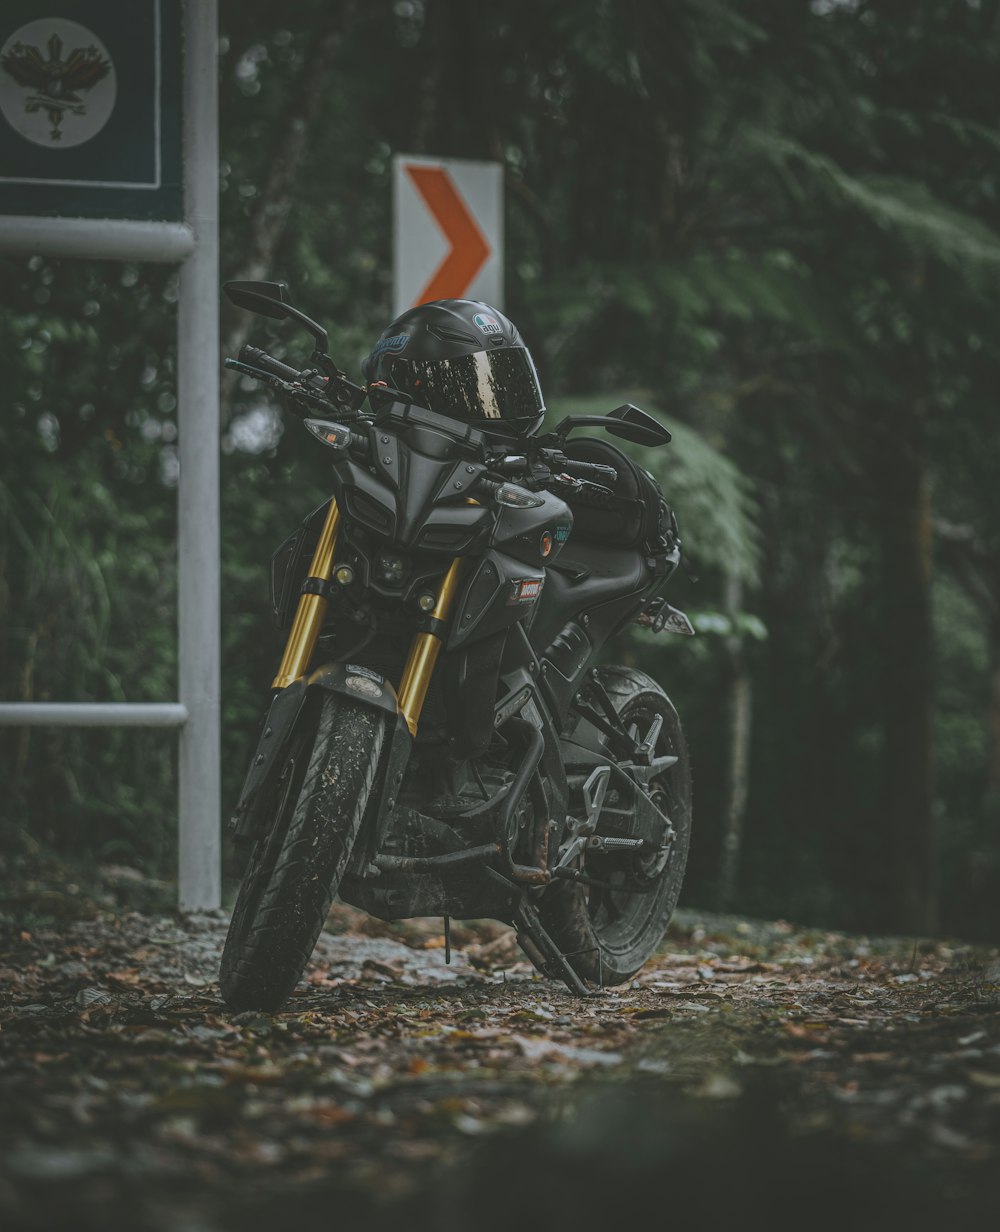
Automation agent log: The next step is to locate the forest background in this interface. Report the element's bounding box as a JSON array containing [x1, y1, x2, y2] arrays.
[[2, 0, 999, 942]]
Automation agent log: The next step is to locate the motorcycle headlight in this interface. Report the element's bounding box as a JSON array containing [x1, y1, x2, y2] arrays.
[[375, 552, 409, 586]]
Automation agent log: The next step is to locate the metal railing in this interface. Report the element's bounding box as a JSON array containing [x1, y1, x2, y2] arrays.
[[0, 2, 221, 911], [0, 705, 189, 728]]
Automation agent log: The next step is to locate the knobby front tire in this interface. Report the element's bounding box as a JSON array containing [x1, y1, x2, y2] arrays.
[[219, 692, 384, 1012]]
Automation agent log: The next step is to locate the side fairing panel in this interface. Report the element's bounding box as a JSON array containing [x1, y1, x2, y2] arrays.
[[490, 490, 573, 568], [446, 549, 546, 651]]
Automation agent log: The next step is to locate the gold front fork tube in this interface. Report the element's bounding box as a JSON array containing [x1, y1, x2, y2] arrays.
[[271, 500, 341, 690], [397, 556, 464, 736]]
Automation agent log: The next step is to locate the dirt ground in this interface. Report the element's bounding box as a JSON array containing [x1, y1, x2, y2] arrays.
[[1, 895, 999, 1231]]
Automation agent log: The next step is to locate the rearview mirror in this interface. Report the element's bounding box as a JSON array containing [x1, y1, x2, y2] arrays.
[[605, 404, 672, 446], [224, 279, 289, 313], [550, 403, 672, 447], [223, 280, 329, 354]]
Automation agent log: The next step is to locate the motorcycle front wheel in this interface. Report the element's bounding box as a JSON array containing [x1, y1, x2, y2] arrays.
[[219, 692, 384, 1012], [540, 665, 692, 987]]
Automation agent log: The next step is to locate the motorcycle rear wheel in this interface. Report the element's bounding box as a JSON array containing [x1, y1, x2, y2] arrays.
[[541, 665, 692, 987], [219, 692, 384, 1012]]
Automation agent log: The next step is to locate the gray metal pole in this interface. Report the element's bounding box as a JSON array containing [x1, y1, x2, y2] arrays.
[[177, 0, 221, 912], [0, 703, 188, 728], [0, 216, 195, 263]]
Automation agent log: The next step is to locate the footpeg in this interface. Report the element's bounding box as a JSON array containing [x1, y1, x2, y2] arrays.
[[586, 835, 645, 852], [635, 598, 696, 636]]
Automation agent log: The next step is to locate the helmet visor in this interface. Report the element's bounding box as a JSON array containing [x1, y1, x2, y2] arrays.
[[390, 346, 544, 431]]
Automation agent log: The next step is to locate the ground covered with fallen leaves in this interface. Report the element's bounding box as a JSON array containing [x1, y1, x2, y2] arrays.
[[2, 891, 999, 1231]]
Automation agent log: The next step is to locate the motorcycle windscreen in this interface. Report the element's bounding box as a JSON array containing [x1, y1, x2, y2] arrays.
[[389, 346, 544, 433]]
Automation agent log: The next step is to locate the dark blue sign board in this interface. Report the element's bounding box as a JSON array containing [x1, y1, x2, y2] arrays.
[[0, 0, 181, 221]]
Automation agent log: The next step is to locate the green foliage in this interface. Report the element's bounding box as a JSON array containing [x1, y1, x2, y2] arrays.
[[3, 0, 1000, 936], [750, 129, 1000, 281]]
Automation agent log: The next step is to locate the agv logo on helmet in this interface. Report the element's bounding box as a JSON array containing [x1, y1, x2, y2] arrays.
[[473, 312, 502, 336]]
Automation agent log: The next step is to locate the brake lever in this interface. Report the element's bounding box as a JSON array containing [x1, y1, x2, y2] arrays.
[[225, 358, 347, 420], [548, 473, 616, 503]]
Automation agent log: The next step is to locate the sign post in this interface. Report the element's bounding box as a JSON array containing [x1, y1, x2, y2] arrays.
[[0, 0, 220, 912], [393, 154, 503, 316]]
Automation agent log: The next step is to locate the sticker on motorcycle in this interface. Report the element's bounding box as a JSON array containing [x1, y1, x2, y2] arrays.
[[370, 333, 409, 360], [345, 675, 383, 699], [345, 663, 384, 683], [507, 578, 544, 605]]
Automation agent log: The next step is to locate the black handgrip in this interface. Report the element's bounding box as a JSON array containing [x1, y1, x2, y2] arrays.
[[239, 344, 304, 384], [560, 457, 618, 484], [549, 475, 618, 508]]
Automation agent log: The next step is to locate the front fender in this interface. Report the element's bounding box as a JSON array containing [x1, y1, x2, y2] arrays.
[[306, 661, 400, 716], [231, 662, 405, 844]]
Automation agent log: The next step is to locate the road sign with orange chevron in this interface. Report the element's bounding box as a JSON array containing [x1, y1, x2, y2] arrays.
[[392, 154, 503, 317]]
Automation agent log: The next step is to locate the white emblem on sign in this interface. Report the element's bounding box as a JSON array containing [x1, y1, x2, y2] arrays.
[[345, 675, 382, 699], [0, 20, 117, 148]]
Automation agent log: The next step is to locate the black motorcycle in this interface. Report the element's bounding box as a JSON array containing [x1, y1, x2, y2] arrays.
[[219, 281, 694, 1010]]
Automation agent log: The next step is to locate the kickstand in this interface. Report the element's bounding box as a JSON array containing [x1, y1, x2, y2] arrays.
[[514, 896, 594, 997]]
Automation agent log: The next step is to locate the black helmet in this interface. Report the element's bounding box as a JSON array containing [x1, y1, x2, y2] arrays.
[[363, 299, 545, 437]]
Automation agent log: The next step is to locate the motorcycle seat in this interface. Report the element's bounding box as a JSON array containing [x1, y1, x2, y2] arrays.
[[532, 537, 648, 650]]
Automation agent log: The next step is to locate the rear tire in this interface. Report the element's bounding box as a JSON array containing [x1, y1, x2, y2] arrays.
[[219, 692, 384, 1012], [541, 665, 692, 986]]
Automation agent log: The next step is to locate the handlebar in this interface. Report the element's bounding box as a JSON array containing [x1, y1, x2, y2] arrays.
[[225, 360, 626, 490], [232, 344, 367, 416], [485, 450, 618, 487], [532, 447, 617, 485], [475, 470, 617, 512], [238, 344, 309, 384]]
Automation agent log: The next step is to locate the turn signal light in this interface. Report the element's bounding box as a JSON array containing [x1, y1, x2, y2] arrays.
[[493, 483, 545, 509], [304, 419, 351, 450]]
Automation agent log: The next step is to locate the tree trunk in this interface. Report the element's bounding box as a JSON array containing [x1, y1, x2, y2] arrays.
[[717, 571, 753, 911], [221, 2, 356, 419], [931, 523, 1000, 792], [989, 605, 1000, 794], [879, 396, 938, 934]]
